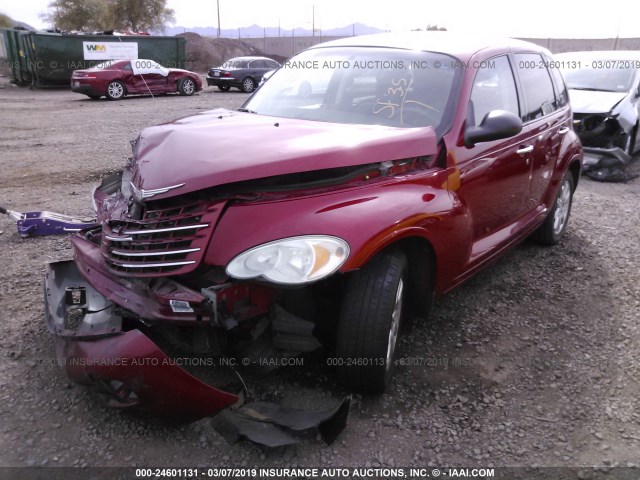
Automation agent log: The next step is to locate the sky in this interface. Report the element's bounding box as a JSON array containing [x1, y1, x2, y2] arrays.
[[1, 0, 639, 38]]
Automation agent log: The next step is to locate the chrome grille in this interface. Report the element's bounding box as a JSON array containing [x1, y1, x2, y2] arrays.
[[101, 201, 220, 276]]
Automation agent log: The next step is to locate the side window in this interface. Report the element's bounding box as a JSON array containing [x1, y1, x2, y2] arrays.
[[469, 55, 519, 126], [547, 62, 568, 108], [122, 62, 133, 72], [514, 53, 557, 121], [267, 60, 280, 69]]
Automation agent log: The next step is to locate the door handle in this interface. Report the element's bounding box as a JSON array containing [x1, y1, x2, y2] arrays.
[[517, 145, 534, 155], [558, 127, 570, 134]]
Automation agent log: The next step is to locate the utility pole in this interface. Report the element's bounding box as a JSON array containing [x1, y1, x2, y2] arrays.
[[216, 0, 221, 38]]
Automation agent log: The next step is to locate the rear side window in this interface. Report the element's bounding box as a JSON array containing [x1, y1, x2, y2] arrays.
[[469, 55, 519, 126], [547, 62, 569, 108], [515, 53, 557, 121]]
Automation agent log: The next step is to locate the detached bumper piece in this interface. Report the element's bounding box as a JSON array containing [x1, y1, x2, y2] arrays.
[[582, 147, 635, 183], [212, 397, 351, 447], [0, 206, 98, 237], [44, 260, 351, 444]]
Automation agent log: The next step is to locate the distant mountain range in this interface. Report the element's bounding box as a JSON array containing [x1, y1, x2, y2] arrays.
[[161, 23, 384, 38]]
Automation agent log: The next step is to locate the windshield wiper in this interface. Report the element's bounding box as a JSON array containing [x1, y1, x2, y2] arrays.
[[237, 108, 257, 114]]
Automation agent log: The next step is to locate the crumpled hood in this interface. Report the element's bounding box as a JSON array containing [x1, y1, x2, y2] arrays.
[[568, 89, 628, 114], [131, 108, 438, 198]]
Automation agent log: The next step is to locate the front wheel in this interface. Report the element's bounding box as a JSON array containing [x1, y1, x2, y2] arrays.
[[241, 77, 255, 93], [336, 250, 407, 393], [533, 171, 575, 245], [178, 77, 196, 96], [106, 81, 125, 100]]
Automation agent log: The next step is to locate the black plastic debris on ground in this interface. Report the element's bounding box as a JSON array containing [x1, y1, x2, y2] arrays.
[[212, 396, 351, 447]]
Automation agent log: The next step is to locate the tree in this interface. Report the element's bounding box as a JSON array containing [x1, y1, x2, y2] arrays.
[[107, 0, 175, 32], [41, 0, 109, 31], [0, 13, 14, 28], [41, 0, 174, 32]]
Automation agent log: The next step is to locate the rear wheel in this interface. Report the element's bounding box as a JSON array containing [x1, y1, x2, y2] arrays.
[[533, 171, 574, 245], [178, 77, 196, 96], [106, 81, 125, 100], [241, 77, 255, 93], [217, 84, 230, 92], [336, 250, 407, 393]]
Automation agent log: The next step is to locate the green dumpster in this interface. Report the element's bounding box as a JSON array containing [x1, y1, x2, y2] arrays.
[[1, 29, 186, 88]]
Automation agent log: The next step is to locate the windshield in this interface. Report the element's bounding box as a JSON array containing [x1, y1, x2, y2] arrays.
[[563, 62, 636, 93], [243, 47, 461, 130]]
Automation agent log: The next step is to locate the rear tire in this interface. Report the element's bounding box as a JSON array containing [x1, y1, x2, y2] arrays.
[[533, 171, 574, 245], [217, 84, 230, 92], [336, 250, 407, 393]]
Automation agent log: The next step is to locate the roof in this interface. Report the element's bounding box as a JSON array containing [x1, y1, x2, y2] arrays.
[[555, 50, 640, 60], [308, 32, 550, 60]]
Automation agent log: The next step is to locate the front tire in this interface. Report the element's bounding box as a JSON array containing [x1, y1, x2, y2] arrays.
[[533, 171, 574, 245], [336, 250, 407, 393], [178, 77, 196, 96], [241, 77, 255, 93], [106, 81, 125, 100], [626, 126, 637, 156]]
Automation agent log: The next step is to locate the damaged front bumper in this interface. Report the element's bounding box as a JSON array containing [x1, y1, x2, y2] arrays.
[[44, 260, 240, 422], [44, 260, 350, 444], [574, 113, 636, 182], [582, 147, 633, 182]]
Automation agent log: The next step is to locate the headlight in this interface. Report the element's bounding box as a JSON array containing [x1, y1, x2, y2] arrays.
[[226, 235, 350, 285]]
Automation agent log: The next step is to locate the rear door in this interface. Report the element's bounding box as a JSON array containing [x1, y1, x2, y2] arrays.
[[513, 53, 569, 209], [249, 59, 267, 80]]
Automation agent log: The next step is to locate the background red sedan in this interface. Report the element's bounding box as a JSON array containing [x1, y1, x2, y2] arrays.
[[71, 59, 202, 100]]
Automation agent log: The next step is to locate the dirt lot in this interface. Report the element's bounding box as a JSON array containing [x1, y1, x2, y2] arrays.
[[0, 78, 639, 477]]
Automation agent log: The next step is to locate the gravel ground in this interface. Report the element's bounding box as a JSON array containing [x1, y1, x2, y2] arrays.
[[0, 77, 639, 476]]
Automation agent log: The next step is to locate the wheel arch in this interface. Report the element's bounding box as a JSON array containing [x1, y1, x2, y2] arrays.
[[568, 155, 582, 192], [355, 235, 437, 319]]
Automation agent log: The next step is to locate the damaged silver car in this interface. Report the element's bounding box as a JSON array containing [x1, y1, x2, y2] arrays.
[[556, 51, 640, 181]]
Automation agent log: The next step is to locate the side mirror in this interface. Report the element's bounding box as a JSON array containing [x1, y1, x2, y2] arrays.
[[464, 110, 523, 147]]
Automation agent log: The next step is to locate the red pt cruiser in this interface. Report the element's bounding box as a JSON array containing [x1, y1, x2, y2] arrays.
[[46, 33, 582, 423]]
